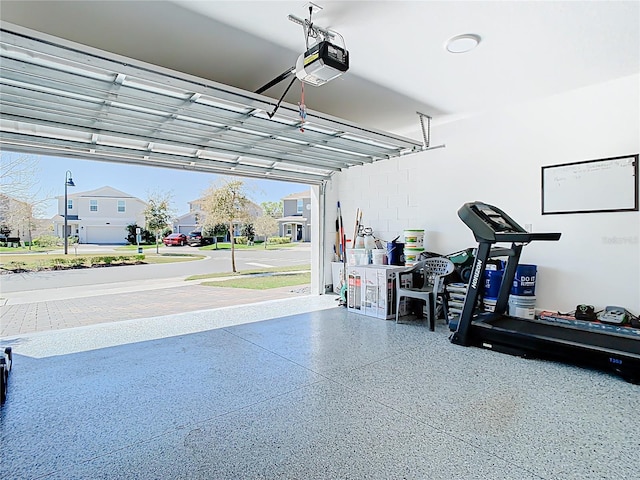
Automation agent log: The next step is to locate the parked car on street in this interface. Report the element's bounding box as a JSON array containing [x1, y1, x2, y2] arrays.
[[187, 230, 214, 246], [163, 233, 187, 246]]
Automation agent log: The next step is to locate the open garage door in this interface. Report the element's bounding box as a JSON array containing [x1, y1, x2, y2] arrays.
[[0, 22, 424, 186], [0, 22, 425, 295]]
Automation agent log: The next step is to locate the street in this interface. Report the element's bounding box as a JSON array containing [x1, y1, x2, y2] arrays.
[[0, 243, 311, 294], [0, 243, 315, 336]]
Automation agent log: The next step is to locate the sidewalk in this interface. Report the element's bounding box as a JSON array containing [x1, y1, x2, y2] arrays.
[[0, 276, 317, 337]]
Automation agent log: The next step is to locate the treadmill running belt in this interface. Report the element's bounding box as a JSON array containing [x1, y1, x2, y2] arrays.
[[483, 317, 640, 354]]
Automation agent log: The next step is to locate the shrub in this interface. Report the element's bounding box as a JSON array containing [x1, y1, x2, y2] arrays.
[[4, 261, 26, 272], [68, 257, 87, 268], [34, 260, 49, 271], [241, 223, 255, 243], [115, 255, 139, 264], [267, 236, 292, 245], [212, 223, 229, 240], [33, 235, 60, 247], [125, 224, 155, 245], [234, 236, 248, 245], [51, 258, 68, 269]]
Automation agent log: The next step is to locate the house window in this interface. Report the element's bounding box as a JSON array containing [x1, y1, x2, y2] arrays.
[[67, 199, 73, 210], [117, 200, 125, 213], [90, 199, 98, 212], [297, 199, 303, 214], [286, 225, 292, 236]]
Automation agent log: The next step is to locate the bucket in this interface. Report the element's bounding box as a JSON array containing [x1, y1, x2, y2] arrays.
[[403, 229, 425, 249], [483, 269, 504, 299], [347, 248, 368, 265], [483, 297, 497, 312], [511, 264, 537, 296], [371, 249, 387, 265], [404, 247, 424, 266], [509, 295, 536, 319], [387, 241, 405, 266]]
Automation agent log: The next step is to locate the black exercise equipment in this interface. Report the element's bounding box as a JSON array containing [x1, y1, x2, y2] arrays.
[[450, 201, 640, 383], [1, 347, 12, 404]]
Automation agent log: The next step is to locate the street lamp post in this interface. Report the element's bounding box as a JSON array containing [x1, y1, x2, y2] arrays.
[[64, 170, 75, 255]]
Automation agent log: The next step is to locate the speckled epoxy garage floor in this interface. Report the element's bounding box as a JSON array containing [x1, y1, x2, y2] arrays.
[[1, 296, 638, 480]]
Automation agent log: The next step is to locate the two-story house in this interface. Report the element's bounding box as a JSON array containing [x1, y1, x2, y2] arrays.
[[173, 198, 263, 239], [53, 186, 146, 244], [173, 199, 203, 234], [278, 190, 311, 242], [0, 193, 52, 243]]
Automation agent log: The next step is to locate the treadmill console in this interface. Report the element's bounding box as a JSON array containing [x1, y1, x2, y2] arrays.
[[458, 201, 561, 243]]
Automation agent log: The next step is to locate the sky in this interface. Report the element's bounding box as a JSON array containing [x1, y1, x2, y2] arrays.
[[9, 153, 309, 219]]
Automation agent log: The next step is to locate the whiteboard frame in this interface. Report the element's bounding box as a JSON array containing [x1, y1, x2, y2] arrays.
[[541, 154, 639, 215]]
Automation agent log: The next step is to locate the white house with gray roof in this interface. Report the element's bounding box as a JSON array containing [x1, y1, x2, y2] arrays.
[[53, 186, 146, 244]]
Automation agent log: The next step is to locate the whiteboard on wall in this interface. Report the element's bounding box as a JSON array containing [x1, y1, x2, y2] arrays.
[[541, 154, 639, 214]]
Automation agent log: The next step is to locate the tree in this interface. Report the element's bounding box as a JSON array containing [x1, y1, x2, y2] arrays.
[[143, 192, 174, 253], [0, 193, 50, 249], [125, 223, 154, 245], [241, 223, 255, 244], [8, 200, 34, 246], [200, 178, 252, 272], [0, 152, 40, 200], [210, 223, 228, 241], [261, 200, 283, 218], [254, 215, 278, 248], [0, 152, 52, 249]]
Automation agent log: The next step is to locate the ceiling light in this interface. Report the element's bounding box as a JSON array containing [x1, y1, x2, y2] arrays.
[[445, 34, 481, 54]]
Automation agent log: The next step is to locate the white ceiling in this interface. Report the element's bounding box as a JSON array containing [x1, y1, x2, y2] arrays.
[[1, 0, 638, 138]]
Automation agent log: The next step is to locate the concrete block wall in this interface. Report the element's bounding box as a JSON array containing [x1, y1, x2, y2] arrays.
[[324, 73, 640, 314]]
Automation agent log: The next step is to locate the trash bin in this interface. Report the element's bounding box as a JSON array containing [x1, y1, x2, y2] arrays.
[[137, 247, 143, 254]]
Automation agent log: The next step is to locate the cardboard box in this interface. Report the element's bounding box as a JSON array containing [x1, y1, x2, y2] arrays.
[[347, 265, 409, 319]]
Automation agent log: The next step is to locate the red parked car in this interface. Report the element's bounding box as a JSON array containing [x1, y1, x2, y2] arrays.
[[162, 233, 187, 246]]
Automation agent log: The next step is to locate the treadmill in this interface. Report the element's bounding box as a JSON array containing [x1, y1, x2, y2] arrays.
[[450, 201, 640, 383]]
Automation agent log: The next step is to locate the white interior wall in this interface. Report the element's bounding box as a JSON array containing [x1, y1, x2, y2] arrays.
[[324, 74, 640, 313]]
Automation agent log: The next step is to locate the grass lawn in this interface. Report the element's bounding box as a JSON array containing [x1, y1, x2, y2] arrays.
[[115, 242, 300, 252], [0, 246, 58, 253], [0, 252, 204, 271], [201, 272, 310, 289], [143, 254, 205, 264], [115, 244, 165, 251], [185, 264, 311, 281], [199, 242, 300, 251]]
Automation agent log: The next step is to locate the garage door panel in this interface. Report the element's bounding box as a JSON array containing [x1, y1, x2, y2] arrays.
[[85, 226, 128, 244], [0, 23, 424, 186]]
